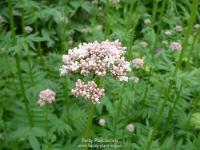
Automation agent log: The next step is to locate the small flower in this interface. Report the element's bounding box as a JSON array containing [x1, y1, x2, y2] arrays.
[[162, 40, 168, 45], [140, 41, 148, 48], [129, 76, 139, 83], [126, 123, 135, 133], [132, 58, 144, 69], [175, 25, 183, 32], [72, 79, 104, 104], [144, 19, 151, 25], [110, 0, 120, 4], [118, 76, 129, 82], [25, 26, 33, 33], [99, 118, 106, 127], [38, 89, 56, 107], [194, 24, 200, 29], [155, 48, 162, 53], [165, 30, 172, 36], [170, 42, 182, 51]]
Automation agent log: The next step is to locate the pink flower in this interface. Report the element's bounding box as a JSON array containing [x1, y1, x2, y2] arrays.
[[60, 40, 131, 81], [72, 79, 104, 104], [132, 58, 144, 69], [38, 89, 56, 107], [170, 42, 182, 51]]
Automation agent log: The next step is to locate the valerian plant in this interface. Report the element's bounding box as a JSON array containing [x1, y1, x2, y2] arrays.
[[0, 0, 200, 150]]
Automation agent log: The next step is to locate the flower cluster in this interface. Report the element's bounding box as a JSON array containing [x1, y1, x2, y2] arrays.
[[144, 19, 151, 25], [126, 123, 135, 133], [99, 118, 106, 127], [165, 30, 172, 36], [140, 41, 148, 48], [60, 40, 131, 81], [194, 24, 200, 29], [132, 58, 144, 69], [72, 79, 105, 104], [38, 89, 56, 107], [170, 42, 182, 51], [25, 26, 33, 33], [110, 0, 120, 4], [175, 25, 183, 32]]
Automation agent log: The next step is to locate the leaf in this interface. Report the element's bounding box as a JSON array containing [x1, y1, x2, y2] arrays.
[[29, 135, 41, 150]]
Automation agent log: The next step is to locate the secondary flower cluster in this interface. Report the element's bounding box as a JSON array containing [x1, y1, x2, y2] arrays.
[[60, 40, 131, 81], [132, 58, 144, 69], [170, 42, 182, 51], [38, 89, 56, 107], [72, 79, 105, 104]]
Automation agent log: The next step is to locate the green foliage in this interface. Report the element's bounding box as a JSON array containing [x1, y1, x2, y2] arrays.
[[0, 0, 200, 149]]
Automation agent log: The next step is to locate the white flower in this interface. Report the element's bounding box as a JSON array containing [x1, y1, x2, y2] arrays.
[[175, 25, 183, 32], [127, 123, 135, 133], [130, 76, 139, 83], [144, 19, 151, 25], [140, 41, 148, 48], [71, 61, 79, 71], [99, 118, 106, 127], [25, 26, 33, 33], [165, 30, 172, 36], [161, 40, 168, 45], [194, 24, 200, 29], [119, 76, 129, 82]]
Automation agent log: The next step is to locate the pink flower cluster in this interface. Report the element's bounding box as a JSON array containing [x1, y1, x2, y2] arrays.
[[72, 79, 105, 104], [132, 58, 144, 69], [38, 89, 56, 107], [60, 40, 131, 80], [170, 42, 182, 51]]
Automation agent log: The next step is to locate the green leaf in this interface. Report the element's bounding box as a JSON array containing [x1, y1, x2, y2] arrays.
[[29, 135, 41, 150]]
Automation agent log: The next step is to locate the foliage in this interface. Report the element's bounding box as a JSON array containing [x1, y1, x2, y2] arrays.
[[0, 0, 200, 149]]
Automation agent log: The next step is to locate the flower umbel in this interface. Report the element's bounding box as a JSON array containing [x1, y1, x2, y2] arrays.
[[72, 79, 105, 104], [60, 40, 131, 80], [38, 89, 56, 107]]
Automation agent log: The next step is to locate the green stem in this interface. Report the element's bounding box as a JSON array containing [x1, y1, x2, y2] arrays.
[[44, 105, 51, 150], [160, 85, 182, 141], [21, 6, 35, 87], [8, 0, 34, 127], [83, 78, 100, 150], [104, 0, 110, 38], [83, 103, 95, 150], [113, 96, 123, 138], [185, 29, 200, 70], [151, 0, 158, 25], [61, 5, 67, 53]]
